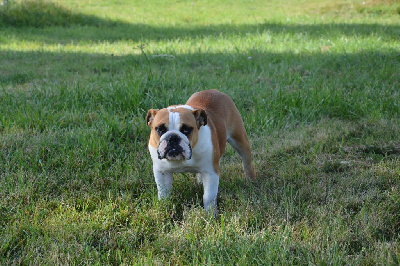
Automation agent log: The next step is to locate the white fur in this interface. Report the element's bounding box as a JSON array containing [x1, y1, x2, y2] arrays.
[[149, 123, 219, 211], [153, 170, 173, 200], [168, 111, 180, 131], [167, 105, 194, 111]]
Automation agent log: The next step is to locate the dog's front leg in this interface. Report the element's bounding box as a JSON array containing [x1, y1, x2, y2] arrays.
[[154, 170, 173, 200], [201, 172, 219, 213]]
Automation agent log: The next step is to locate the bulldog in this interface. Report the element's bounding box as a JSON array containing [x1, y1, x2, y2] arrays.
[[146, 89, 256, 212]]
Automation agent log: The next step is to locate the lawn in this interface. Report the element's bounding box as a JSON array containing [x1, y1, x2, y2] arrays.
[[0, 0, 399, 264]]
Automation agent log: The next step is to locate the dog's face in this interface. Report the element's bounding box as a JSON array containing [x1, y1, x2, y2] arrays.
[[146, 106, 207, 161]]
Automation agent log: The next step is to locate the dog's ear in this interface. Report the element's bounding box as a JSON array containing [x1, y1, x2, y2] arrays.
[[146, 109, 159, 126], [192, 109, 207, 128]]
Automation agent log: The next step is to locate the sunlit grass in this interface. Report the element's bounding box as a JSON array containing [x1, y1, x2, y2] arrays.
[[0, 0, 399, 264]]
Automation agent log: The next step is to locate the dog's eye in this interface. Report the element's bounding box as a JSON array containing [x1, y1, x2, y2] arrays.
[[155, 125, 167, 136], [180, 125, 193, 136]]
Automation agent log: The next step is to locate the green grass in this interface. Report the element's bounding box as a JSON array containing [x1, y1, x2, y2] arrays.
[[0, 0, 399, 264]]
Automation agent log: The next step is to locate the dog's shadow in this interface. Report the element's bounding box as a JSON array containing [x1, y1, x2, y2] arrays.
[[167, 167, 267, 222], [167, 173, 204, 221]]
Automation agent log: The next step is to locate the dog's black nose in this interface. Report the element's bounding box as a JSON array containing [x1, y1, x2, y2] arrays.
[[165, 133, 180, 144]]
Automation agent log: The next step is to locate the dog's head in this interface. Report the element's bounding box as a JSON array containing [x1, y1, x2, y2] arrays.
[[146, 106, 207, 161]]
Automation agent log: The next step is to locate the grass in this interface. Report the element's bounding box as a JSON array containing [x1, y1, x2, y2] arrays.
[[0, 0, 399, 264]]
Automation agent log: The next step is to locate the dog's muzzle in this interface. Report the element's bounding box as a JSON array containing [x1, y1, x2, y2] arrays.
[[157, 132, 192, 161]]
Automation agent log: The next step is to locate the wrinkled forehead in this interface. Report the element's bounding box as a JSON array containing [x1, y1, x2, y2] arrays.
[[169, 107, 196, 125], [153, 106, 196, 130]]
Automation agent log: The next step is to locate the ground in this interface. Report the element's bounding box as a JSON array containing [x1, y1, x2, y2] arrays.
[[0, 0, 399, 264]]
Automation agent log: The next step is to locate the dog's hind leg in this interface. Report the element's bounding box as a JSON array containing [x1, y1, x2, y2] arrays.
[[227, 127, 256, 180]]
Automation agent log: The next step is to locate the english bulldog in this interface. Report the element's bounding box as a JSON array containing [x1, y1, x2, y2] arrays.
[[146, 89, 256, 212]]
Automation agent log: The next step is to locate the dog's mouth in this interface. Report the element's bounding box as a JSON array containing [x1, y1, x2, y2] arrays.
[[157, 134, 192, 161], [160, 147, 186, 160]]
